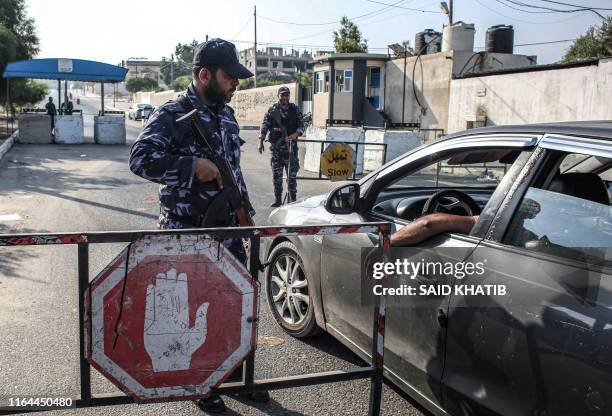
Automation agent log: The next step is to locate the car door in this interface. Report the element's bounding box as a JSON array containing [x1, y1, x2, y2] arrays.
[[320, 135, 537, 412], [443, 136, 612, 416]]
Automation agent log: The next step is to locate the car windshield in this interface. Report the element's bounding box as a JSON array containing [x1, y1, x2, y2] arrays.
[[137, 104, 151, 109]]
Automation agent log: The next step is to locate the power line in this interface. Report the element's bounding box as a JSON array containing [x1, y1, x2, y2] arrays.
[[493, 0, 559, 14], [364, 0, 445, 13], [505, 0, 606, 18], [540, 0, 612, 11], [257, 0, 408, 26], [474, 0, 587, 24], [232, 15, 253, 39]]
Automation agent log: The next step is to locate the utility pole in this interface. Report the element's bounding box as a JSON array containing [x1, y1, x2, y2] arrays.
[[170, 53, 174, 86], [254, 5, 258, 88], [449, 0, 453, 24]]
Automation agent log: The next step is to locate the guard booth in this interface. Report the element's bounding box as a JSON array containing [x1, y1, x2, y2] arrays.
[[2, 58, 128, 144]]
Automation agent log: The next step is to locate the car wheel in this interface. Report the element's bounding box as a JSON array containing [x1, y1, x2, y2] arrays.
[[265, 241, 319, 338]]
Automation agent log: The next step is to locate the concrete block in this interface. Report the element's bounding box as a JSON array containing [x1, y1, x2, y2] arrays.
[[54, 115, 84, 144], [17, 114, 54, 144], [364, 130, 423, 171], [94, 115, 126, 145], [303, 126, 365, 174]]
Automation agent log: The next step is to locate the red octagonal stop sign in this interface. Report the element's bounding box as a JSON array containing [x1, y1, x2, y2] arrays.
[[85, 234, 258, 402]]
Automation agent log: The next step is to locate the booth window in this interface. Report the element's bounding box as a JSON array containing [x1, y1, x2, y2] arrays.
[[315, 71, 330, 94], [335, 69, 353, 93], [344, 70, 353, 92]]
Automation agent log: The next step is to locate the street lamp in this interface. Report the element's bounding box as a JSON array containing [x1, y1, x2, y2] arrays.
[[440, 2, 452, 25]]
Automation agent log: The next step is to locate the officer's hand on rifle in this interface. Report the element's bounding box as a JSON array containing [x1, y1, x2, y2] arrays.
[[195, 158, 223, 189], [258, 137, 265, 154], [286, 132, 299, 142]]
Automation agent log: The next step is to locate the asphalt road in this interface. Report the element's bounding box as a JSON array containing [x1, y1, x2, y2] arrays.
[[0, 96, 424, 415]]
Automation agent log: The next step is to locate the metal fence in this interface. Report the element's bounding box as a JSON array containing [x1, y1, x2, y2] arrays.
[[296, 139, 388, 181], [0, 223, 391, 415]]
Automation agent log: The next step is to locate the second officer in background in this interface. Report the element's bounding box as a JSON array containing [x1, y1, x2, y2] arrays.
[[258, 86, 304, 206]]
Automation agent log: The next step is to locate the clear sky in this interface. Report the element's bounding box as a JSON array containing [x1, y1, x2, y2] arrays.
[[26, 0, 611, 66]]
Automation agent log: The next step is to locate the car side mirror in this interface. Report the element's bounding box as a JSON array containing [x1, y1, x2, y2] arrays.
[[325, 183, 360, 214]]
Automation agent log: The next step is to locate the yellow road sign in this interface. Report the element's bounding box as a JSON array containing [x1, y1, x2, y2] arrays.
[[320, 143, 355, 182]]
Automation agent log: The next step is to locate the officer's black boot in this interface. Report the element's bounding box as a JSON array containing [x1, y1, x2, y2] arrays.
[[195, 395, 225, 413], [271, 196, 282, 207], [288, 194, 296, 203]]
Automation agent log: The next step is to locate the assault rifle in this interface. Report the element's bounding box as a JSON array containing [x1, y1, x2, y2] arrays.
[[176, 108, 254, 228]]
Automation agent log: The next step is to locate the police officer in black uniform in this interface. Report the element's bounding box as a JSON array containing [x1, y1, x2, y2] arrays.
[[258, 86, 304, 206], [129, 38, 269, 413]]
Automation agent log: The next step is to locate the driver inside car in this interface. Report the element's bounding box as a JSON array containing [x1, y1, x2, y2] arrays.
[[390, 213, 479, 246]]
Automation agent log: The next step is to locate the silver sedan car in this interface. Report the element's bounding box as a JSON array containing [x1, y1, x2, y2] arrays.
[[264, 122, 612, 416]]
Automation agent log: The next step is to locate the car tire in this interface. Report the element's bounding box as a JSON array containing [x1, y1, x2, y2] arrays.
[[265, 241, 320, 338]]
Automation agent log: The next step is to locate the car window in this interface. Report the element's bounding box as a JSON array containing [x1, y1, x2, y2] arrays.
[[388, 150, 516, 189], [504, 152, 612, 265]]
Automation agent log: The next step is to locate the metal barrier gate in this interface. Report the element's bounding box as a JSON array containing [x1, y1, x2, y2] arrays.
[[0, 223, 391, 415], [296, 139, 388, 181]]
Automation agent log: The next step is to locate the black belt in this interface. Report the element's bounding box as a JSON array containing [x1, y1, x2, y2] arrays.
[[166, 212, 204, 227]]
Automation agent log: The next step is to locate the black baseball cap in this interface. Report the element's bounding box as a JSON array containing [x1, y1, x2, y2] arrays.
[[192, 38, 254, 79], [278, 86, 290, 95]]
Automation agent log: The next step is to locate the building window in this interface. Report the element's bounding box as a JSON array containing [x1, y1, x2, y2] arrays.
[[335, 70, 344, 92], [256, 59, 268, 67], [272, 61, 279, 69], [315, 71, 330, 94], [283, 60, 293, 69], [335, 69, 352, 93], [344, 70, 353, 92]]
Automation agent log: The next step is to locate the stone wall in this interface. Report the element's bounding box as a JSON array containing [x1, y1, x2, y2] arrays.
[[232, 83, 298, 123]]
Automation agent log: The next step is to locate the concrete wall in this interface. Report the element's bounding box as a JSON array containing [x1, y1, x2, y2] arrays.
[[382, 51, 536, 134], [384, 52, 454, 133], [363, 130, 423, 171], [18, 114, 54, 143], [54, 115, 84, 144], [94, 116, 126, 144], [303, 126, 365, 174], [447, 58, 612, 133], [232, 83, 298, 123], [133, 90, 181, 107]]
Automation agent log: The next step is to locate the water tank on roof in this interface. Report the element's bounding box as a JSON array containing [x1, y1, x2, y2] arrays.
[[486, 25, 514, 54], [442, 21, 475, 52], [415, 29, 442, 55]]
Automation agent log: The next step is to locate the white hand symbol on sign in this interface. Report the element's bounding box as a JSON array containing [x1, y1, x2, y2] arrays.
[[144, 268, 209, 372]]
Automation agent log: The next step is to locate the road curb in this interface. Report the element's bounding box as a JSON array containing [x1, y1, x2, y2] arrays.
[[0, 129, 18, 163]]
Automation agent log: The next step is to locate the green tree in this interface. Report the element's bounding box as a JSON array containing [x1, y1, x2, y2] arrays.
[[333, 16, 367, 53], [298, 72, 312, 87], [0, 25, 17, 67], [125, 77, 159, 93], [171, 75, 191, 91], [562, 17, 612, 63], [0, 1, 48, 109], [160, 40, 198, 86]]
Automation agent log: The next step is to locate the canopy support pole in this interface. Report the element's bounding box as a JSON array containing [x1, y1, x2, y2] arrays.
[[57, 79, 61, 114], [100, 82, 104, 116], [64, 80, 68, 106], [5, 78, 9, 136]]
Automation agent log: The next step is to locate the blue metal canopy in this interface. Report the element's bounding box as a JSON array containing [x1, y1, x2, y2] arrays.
[[2, 58, 128, 82]]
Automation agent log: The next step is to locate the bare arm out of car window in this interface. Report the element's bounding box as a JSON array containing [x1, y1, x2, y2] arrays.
[[390, 214, 479, 246]]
